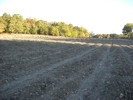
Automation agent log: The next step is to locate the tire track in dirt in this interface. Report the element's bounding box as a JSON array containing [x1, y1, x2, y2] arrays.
[[1, 43, 103, 99], [66, 42, 112, 100], [30, 44, 108, 100], [103, 43, 133, 100], [119, 44, 133, 61], [1, 41, 97, 69], [1, 35, 133, 100], [1, 42, 96, 84], [86, 42, 133, 100], [72, 41, 133, 100], [118, 45, 133, 100], [119, 44, 133, 67]]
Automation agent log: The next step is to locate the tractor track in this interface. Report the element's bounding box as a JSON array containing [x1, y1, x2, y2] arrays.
[[1, 41, 103, 99], [0, 34, 133, 100]]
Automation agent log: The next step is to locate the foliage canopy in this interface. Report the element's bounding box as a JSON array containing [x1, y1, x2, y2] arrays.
[[0, 13, 89, 38]]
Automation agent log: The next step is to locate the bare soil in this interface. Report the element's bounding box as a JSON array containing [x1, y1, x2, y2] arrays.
[[0, 34, 133, 100]]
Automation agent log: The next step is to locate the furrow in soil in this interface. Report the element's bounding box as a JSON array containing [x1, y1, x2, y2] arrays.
[[1, 42, 103, 99]]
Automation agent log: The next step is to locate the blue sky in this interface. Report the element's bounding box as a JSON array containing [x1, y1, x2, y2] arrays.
[[0, 0, 133, 34]]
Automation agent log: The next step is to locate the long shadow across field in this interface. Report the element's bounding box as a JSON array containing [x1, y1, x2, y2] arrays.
[[1, 39, 100, 99], [0, 39, 133, 100]]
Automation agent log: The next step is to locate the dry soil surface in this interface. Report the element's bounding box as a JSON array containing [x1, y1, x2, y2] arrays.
[[0, 34, 133, 100]]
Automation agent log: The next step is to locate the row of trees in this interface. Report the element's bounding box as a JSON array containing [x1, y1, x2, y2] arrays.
[[0, 13, 89, 38], [93, 33, 133, 39], [0, 13, 133, 39], [93, 23, 133, 39]]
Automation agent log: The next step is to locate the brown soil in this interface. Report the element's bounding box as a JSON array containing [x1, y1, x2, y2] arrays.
[[0, 34, 133, 100]]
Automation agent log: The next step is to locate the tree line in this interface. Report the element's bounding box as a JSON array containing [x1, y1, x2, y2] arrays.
[[0, 13, 133, 39], [0, 13, 89, 38], [93, 23, 133, 39], [93, 33, 133, 39]]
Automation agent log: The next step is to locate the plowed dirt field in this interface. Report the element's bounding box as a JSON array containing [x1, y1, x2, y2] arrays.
[[0, 34, 133, 100]]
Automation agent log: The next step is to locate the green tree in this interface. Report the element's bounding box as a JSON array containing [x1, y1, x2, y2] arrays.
[[36, 20, 49, 35], [26, 18, 38, 34], [31, 26, 38, 34], [23, 20, 30, 34], [122, 23, 133, 34], [36, 20, 45, 34], [0, 16, 6, 33], [63, 26, 71, 37], [8, 14, 24, 33], [0, 22, 5, 33], [43, 26, 49, 35], [49, 26, 59, 36], [71, 30, 78, 37], [68, 24, 73, 32], [57, 22, 67, 36], [80, 26, 89, 37], [2, 13, 11, 32], [0, 13, 90, 37]]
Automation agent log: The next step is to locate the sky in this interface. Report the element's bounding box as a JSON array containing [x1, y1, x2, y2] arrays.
[[0, 0, 133, 34]]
